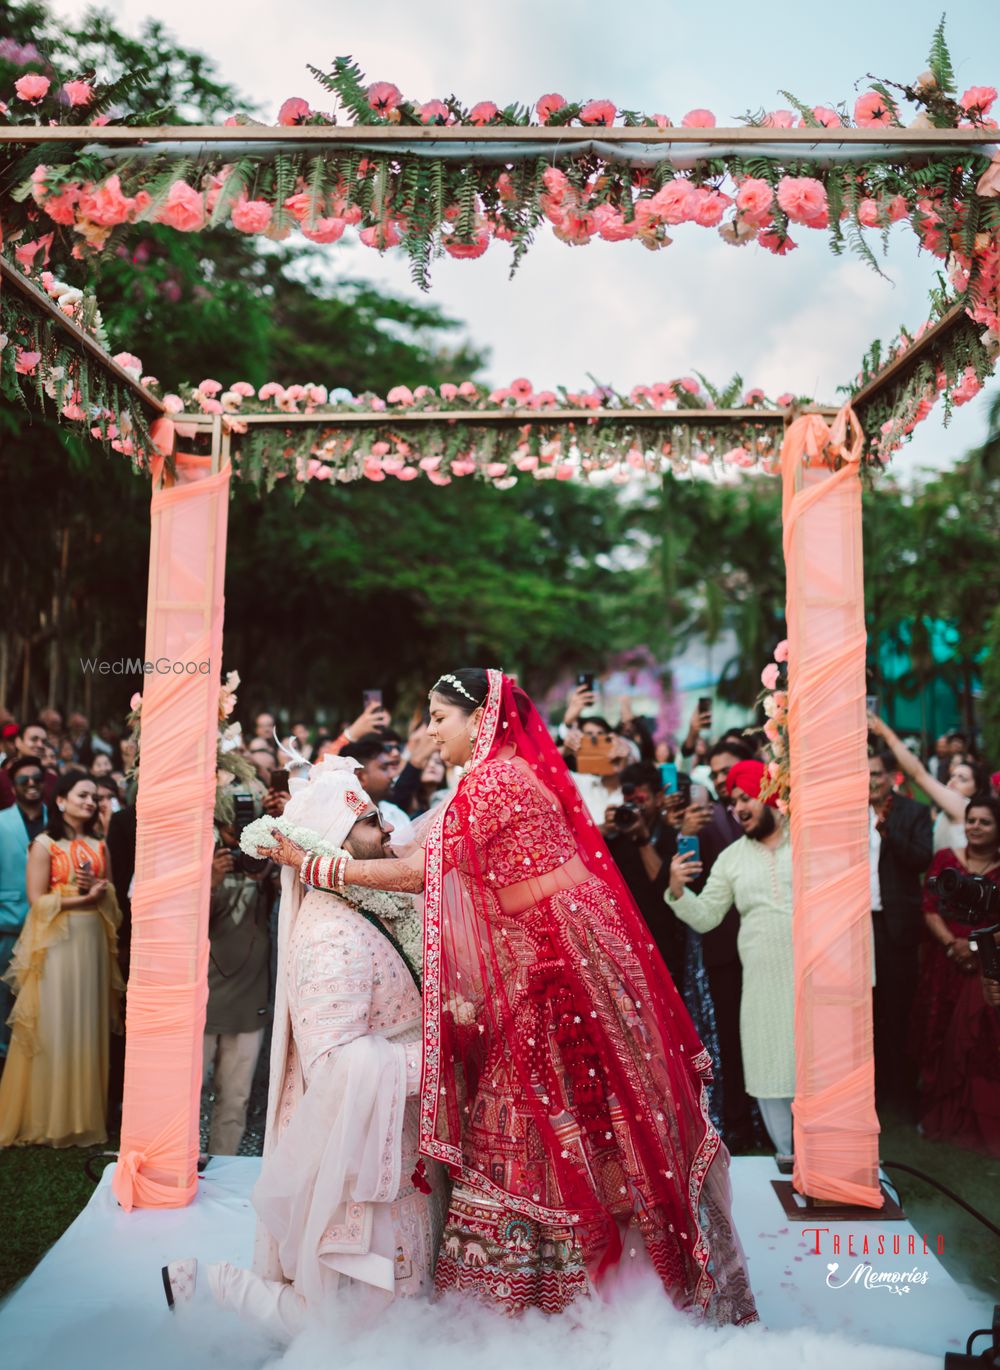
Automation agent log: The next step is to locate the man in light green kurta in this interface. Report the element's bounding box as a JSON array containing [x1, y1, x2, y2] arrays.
[[665, 758, 794, 1160]]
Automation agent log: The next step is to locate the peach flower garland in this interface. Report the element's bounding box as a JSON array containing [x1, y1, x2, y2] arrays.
[[759, 640, 791, 813]]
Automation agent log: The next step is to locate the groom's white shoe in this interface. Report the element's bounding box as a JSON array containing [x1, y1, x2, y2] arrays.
[[162, 1258, 199, 1310]]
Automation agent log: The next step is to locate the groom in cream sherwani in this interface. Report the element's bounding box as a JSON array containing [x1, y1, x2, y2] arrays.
[[163, 756, 441, 1339]]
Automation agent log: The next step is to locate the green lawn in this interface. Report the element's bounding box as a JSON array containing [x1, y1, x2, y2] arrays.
[[0, 1138, 118, 1297]]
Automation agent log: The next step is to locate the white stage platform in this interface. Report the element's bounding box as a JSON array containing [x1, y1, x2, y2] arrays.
[[0, 1155, 991, 1369]]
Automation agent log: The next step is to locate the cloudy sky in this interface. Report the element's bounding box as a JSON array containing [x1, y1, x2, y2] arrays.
[[52, 0, 1000, 475]]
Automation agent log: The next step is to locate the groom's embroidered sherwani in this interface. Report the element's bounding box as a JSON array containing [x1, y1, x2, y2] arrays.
[[253, 878, 438, 1304]]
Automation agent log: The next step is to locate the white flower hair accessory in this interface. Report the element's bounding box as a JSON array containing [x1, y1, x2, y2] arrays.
[[432, 673, 478, 704]]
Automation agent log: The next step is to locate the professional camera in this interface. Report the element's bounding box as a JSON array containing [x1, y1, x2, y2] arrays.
[[927, 867, 1000, 922], [613, 802, 640, 831], [227, 790, 268, 875]]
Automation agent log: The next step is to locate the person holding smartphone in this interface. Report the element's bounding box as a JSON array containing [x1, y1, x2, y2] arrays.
[[666, 758, 796, 1165]]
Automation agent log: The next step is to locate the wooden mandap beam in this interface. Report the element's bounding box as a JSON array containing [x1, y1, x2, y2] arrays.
[[850, 301, 969, 413], [0, 256, 165, 414], [171, 405, 840, 430]]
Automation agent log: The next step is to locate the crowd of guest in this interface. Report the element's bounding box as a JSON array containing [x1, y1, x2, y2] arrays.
[[0, 683, 996, 1162]]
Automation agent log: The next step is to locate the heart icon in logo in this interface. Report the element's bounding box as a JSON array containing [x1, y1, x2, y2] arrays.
[[827, 1263, 839, 1274]]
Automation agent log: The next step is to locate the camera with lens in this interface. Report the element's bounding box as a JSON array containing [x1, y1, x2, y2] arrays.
[[613, 802, 640, 831], [927, 867, 1000, 922], [225, 790, 268, 876]]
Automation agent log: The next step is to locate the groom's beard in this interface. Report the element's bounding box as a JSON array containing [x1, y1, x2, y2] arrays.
[[344, 829, 393, 861]]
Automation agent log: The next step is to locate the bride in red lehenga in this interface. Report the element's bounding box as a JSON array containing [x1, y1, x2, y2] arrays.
[[294, 668, 757, 1324]]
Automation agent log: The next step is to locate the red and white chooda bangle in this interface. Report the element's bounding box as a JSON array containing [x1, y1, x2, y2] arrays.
[[299, 852, 349, 893]]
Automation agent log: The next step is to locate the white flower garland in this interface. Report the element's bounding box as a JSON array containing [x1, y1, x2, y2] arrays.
[[240, 812, 424, 978]]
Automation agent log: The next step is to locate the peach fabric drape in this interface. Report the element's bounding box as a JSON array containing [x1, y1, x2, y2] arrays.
[[112, 453, 231, 1210], [782, 407, 882, 1209]]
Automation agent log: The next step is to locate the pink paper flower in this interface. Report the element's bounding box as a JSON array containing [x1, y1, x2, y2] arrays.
[[735, 177, 775, 224], [580, 99, 616, 126], [283, 191, 315, 222], [650, 382, 676, 406], [681, 108, 716, 128], [78, 174, 133, 226], [457, 381, 478, 398], [277, 96, 310, 126], [776, 176, 828, 226], [468, 100, 498, 125], [163, 394, 184, 414], [809, 106, 842, 127], [743, 388, 765, 405], [367, 82, 403, 115], [439, 383, 458, 401], [417, 99, 451, 125], [14, 73, 50, 103], [761, 663, 780, 690], [952, 366, 983, 405], [542, 166, 570, 197], [593, 204, 636, 241], [387, 385, 415, 405], [857, 197, 881, 228], [231, 197, 272, 233], [156, 181, 206, 233], [854, 90, 894, 127], [649, 177, 695, 224], [552, 208, 596, 244], [443, 223, 490, 258], [258, 382, 286, 401], [113, 351, 143, 374], [960, 86, 997, 117], [678, 377, 700, 394], [688, 186, 731, 227], [884, 194, 908, 222], [15, 349, 41, 374], [758, 230, 798, 255], [62, 80, 93, 107], [761, 109, 795, 128], [510, 377, 533, 401], [41, 184, 80, 225], [777, 392, 795, 407], [301, 216, 345, 244], [358, 221, 402, 249], [536, 93, 567, 122], [197, 379, 223, 397], [774, 639, 789, 663]]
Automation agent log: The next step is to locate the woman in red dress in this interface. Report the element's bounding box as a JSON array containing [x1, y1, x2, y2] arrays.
[[917, 794, 1000, 1155], [285, 669, 756, 1323]]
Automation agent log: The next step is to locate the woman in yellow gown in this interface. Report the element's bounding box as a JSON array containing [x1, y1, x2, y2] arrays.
[[0, 772, 124, 1148]]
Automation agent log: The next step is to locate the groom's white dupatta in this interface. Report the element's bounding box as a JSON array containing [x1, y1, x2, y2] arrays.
[[251, 778, 414, 1303]]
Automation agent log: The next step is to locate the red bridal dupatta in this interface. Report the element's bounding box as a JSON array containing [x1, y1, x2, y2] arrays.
[[419, 671, 757, 1324]]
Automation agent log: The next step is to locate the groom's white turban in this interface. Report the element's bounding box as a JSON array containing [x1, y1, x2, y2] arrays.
[[282, 754, 375, 851]]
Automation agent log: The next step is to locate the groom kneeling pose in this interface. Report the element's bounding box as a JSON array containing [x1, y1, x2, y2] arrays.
[[164, 756, 439, 1339]]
